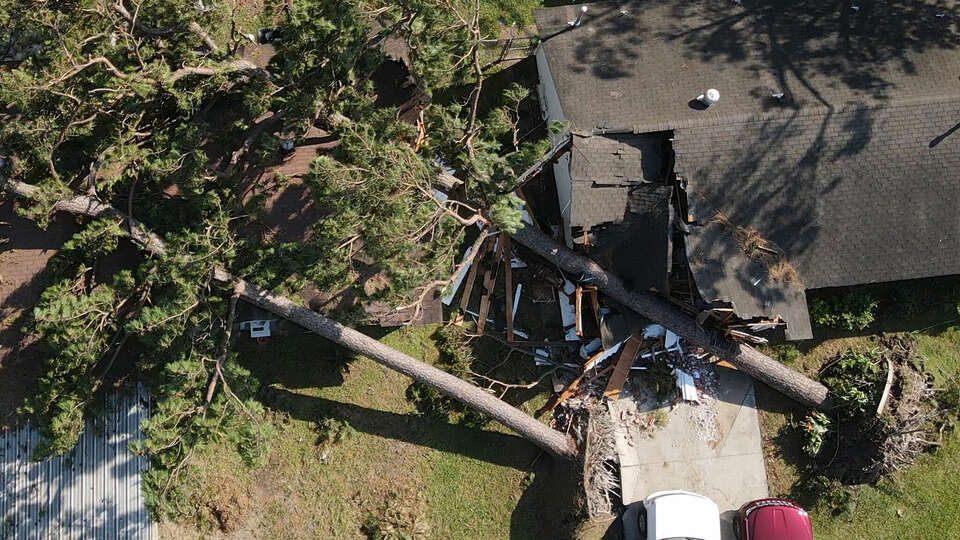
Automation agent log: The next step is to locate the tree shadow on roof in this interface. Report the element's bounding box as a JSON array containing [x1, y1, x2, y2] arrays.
[[570, 5, 643, 80], [666, 0, 960, 106]]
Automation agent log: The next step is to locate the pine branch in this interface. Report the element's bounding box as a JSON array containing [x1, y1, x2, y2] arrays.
[[3, 175, 578, 460]]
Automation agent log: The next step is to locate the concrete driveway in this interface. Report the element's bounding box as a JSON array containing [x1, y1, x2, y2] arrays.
[[610, 365, 768, 540]]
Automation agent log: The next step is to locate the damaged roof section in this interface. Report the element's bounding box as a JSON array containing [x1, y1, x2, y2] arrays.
[[684, 218, 812, 340], [590, 183, 674, 294], [568, 133, 666, 230], [567, 133, 673, 294]]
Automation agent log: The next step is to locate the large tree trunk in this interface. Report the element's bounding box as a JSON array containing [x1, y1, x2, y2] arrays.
[[220, 270, 577, 459], [2, 179, 578, 459], [511, 224, 832, 410]]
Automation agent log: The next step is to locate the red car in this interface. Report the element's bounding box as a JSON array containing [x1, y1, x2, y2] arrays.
[[734, 498, 813, 540]]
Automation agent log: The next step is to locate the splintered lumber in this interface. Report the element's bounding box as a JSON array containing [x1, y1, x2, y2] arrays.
[[537, 347, 610, 417], [3, 179, 578, 460], [476, 236, 504, 334], [459, 235, 493, 312], [714, 360, 738, 370], [504, 235, 515, 342], [876, 357, 895, 417], [511, 224, 832, 410], [604, 335, 644, 399]]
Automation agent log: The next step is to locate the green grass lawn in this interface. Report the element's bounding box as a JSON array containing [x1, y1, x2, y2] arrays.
[[159, 325, 582, 539], [810, 431, 960, 539]]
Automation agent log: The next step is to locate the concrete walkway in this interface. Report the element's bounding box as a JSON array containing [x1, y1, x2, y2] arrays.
[[611, 365, 768, 539]]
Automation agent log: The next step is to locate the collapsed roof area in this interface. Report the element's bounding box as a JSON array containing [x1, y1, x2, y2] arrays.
[[535, 0, 960, 340]]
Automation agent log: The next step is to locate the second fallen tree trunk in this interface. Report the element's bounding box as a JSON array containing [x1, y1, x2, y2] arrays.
[[511, 224, 832, 410], [219, 269, 577, 459], [2, 178, 578, 459]]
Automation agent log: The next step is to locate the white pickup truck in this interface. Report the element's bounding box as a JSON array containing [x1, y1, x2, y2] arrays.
[[628, 490, 722, 540]]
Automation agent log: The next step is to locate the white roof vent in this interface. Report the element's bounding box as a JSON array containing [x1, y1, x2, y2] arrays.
[[568, 6, 588, 27], [697, 88, 720, 107]]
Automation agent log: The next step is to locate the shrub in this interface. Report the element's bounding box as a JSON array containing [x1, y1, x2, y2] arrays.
[[405, 382, 454, 421], [434, 325, 474, 378], [821, 349, 884, 417], [315, 418, 356, 447], [810, 291, 878, 331], [793, 475, 854, 516], [802, 411, 832, 457]]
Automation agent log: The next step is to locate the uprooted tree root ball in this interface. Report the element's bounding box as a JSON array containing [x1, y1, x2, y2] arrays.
[[800, 335, 955, 486]]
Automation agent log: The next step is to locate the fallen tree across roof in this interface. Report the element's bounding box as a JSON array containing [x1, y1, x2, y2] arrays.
[[510, 224, 832, 410], [2, 178, 578, 460]]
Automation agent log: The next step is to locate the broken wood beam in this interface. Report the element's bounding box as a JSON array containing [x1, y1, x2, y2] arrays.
[[476, 236, 504, 334], [575, 286, 583, 337], [587, 286, 600, 330], [458, 235, 492, 313], [604, 334, 644, 399], [537, 346, 610, 417], [510, 224, 832, 410]]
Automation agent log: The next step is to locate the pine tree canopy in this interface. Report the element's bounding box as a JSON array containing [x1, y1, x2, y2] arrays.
[[1, 0, 558, 519]]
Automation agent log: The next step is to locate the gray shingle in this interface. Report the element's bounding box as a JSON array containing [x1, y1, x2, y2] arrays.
[[537, 0, 960, 337], [676, 97, 960, 290], [535, 0, 960, 133]]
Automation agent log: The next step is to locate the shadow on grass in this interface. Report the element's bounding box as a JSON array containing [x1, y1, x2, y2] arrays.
[[261, 386, 540, 468], [804, 275, 960, 342], [237, 328, 589, 537], [510, 453, 591, 540]]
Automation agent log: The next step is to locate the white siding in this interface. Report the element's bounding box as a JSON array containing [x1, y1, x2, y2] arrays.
[[1, 384, 155, 539], [553, 153, 575, 248], [535, 45, 566, 126], [536, 44, 575, 247]]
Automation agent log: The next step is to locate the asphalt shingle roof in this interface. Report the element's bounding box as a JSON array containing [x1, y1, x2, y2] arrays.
[[568, 133, 665, 229], [535, 0, 960, 133], [676, 97, 960, 290], [537, 0, 960, 336], [686, 221, 813, 340]]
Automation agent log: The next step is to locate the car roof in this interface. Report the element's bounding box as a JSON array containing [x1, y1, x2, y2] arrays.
[[746, 501, 813, 540], [646, 491, 721, 540]]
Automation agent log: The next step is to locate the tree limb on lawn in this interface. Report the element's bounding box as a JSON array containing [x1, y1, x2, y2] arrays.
[[2, 177, 578, 460]]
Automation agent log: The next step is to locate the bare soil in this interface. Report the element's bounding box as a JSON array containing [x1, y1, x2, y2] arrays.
[[0, 197, 77, 428]]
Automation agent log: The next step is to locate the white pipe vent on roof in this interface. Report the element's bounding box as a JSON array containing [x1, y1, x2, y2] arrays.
[[697, 88, 720, 107], [568, 6, 588, 27]]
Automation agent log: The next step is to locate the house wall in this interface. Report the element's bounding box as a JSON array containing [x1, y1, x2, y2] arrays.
[[535, 45, 575, 248], [554, 153, 574, 247]]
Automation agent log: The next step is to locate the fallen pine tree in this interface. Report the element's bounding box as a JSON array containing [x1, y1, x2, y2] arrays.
[[2, 177, 577, 459], [510, 225, 832, 410]]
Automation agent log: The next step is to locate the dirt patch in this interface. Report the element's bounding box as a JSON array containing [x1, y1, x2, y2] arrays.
[[0, 197, 77, 427]]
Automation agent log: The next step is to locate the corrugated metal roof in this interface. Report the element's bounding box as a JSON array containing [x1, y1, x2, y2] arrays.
[[1, 384, 155, 539]]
